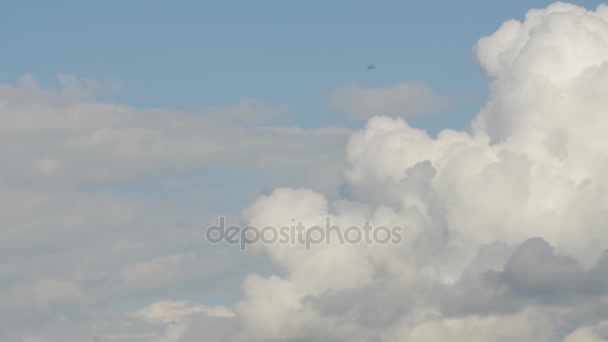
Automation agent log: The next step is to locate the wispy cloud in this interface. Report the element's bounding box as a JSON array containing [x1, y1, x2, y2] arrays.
[[327, 82, 464, 120]]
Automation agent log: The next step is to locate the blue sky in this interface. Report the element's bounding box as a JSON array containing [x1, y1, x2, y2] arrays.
[[3, 0, 604, 134], [2, 0, 603, 216]]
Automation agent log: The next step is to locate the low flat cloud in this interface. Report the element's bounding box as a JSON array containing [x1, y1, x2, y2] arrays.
[[0, 74, 349, 340]]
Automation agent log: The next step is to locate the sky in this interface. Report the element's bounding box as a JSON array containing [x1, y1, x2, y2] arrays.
[[3, 1, 608, 341], [3, 0, 602, 133]]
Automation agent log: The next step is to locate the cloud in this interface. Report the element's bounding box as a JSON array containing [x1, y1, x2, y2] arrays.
[[131, 300, 235, 323], [0, 73, 349, 340], [221, 2, 608, 341], [0, 73, 123, 106], [564, 322, 608, 342], [327, 82, 459, 120], [0, 74, 350, 198], [126, 300, 237, 342], [5, 2, 608, 341]]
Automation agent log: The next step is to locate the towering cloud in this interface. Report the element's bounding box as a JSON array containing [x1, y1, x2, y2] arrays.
[[227, 3, 608, 341]]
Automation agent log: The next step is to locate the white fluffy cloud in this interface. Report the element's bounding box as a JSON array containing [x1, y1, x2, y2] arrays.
[[223, 2, 608, 341]]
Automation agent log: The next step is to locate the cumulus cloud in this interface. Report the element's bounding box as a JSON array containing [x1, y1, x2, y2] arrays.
[[564, 322, 608, 342], [220, 2, 608, 341], [6, 2, 608, 341], [327, 82, 459, 120]]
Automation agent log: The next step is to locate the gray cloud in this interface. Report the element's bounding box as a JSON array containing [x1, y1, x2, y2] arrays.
[[0, 74, 350, 340]]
